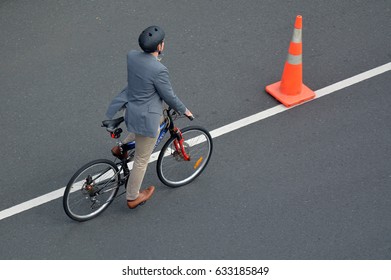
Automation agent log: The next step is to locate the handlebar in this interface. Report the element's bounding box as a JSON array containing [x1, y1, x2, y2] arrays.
[[167, 107, 194, 121]]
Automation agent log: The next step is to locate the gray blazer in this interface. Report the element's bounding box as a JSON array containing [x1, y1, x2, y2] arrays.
[[106, 50, 187, 138]]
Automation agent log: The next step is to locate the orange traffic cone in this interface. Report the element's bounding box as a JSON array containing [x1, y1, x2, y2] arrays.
[[265, 15, 315, 107]]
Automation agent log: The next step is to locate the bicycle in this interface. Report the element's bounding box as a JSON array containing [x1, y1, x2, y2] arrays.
[[63, 108, 213, 222]]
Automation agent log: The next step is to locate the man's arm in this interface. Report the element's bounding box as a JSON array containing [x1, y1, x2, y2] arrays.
[[106, 86, 128, 119], [154, 68, 187, 115]]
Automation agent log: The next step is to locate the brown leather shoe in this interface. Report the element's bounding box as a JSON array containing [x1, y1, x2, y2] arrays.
[[111, 146, 128, 159], [127, 186, 155, 209]]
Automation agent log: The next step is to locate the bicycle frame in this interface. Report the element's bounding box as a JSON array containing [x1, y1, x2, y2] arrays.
[[121, 110, 190, 160], [113, 109, 191, 191]]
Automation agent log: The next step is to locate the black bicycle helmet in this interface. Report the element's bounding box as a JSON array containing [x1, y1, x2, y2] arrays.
[[138, 26, 165, 53]]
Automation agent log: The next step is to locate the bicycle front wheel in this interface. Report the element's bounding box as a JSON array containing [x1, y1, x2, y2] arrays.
[[63, 159, 120, 222], [157, 126, 213, 187]]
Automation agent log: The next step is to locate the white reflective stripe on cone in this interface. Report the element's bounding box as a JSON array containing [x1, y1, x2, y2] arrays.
[[286, 54, 302, 65], [291, 28, 302, 43]]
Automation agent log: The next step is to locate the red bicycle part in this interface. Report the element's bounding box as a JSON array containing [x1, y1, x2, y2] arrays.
[[173, 128, 190, 161]]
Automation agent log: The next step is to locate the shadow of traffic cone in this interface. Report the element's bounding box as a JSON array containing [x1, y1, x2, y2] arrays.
[[265, 15, 315, 107]]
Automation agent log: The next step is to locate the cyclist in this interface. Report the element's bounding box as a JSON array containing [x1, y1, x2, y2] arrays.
[[106, 26, 193, 209]]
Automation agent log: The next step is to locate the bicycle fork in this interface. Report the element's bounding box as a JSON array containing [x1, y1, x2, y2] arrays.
[[173, 128, 190, 161]]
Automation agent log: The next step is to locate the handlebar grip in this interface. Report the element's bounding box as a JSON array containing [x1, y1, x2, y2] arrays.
[[187, 114, 194, 121]]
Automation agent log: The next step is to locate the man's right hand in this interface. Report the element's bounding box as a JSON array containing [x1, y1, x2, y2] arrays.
[[185, 109, 194, 120]]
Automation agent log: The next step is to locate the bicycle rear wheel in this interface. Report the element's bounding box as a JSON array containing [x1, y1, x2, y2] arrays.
[[157, 126, 213, 187], [63, 159, 120, 222]]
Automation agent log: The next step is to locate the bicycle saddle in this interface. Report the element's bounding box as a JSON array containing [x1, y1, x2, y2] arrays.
[[102, 117, 124, 132]]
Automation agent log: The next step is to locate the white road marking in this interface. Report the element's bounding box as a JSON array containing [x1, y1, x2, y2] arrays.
[[0, 62, 390, 221], [211, 62, 391, 138]]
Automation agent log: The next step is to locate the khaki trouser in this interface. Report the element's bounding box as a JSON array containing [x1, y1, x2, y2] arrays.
[[123, 130, 159, 201]]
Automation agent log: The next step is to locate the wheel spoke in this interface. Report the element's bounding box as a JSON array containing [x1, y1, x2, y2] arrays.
[[63, 160, 120, 222], [157, 126, 213, 187]]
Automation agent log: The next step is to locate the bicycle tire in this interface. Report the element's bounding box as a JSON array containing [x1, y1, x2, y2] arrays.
[[157, 126, 213, 187], [63, 159, 120, 222]]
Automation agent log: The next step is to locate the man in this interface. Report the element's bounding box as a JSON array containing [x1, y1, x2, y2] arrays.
[[106, 26, 193, 209]]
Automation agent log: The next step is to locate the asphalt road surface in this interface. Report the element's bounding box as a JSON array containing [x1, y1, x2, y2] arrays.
[[0, 0, 390, 260]]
